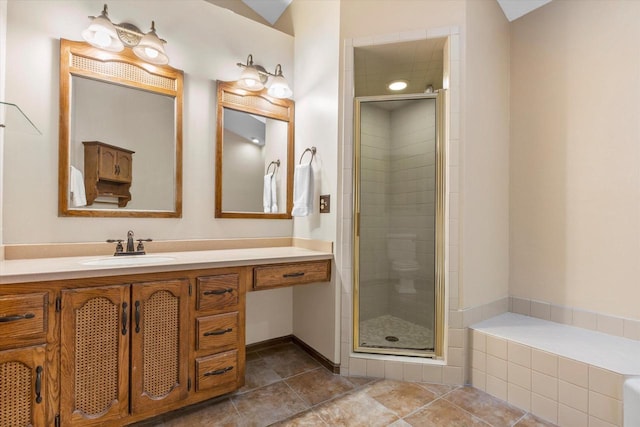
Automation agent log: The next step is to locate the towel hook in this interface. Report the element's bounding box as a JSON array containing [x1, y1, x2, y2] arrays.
[[299, 146, 316, 165], [266, 159, 280, 175]]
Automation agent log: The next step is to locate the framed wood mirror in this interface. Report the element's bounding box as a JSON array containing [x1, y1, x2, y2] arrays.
[[59, 39, 183, 217], [215, 81, 294, 219]]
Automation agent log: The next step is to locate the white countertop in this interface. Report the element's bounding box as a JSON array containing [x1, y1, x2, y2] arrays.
[[0, 246, 333, 285]]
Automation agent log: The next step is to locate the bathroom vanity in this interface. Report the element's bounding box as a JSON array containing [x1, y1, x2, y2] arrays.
[[0, 246, 331, 426]]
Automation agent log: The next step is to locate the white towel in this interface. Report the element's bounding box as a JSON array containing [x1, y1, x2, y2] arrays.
[[270, 172, 278, 213], [70, 165, 87, 207], [263, 172, 273, 213], [291, 162, 313, 217]]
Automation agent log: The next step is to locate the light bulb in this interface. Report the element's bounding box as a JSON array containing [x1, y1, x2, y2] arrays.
[[92, 30, 112, 48], [144, 47, 159, 59]]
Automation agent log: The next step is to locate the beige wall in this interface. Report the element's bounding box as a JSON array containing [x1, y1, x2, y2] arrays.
[[3, 0, 296, 345], [460, 0, 510, 309], [3, 0, 294, 244], [339, 0, 465, 39], [510, 0, 640, 320], [289, 0, 341, 363]]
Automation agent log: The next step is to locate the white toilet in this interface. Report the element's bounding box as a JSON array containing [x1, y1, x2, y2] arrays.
[[387, 233, 420, 294]]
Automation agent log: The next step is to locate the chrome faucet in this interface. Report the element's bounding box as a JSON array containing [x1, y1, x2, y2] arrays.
[[107, 230, 152, 256], [126, 230, 135, 253]]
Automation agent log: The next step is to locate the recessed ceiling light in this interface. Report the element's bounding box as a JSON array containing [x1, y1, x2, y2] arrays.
[[388, 80, 408, 91], [251, 137, 260, 144]]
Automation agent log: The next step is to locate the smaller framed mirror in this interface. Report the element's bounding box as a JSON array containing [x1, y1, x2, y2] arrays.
[[215, 81, 294, 219]]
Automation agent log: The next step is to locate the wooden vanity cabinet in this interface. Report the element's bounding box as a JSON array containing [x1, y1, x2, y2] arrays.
[[253, 259, 331, 290], [60, 279, 190, 426], [0, 257, 329, 426], [0, 345, 47, 427], [60, 285, 130, 426], [0, 290, 51, 427], [193, 272, 246, 397], [83, 141, 134, 207]]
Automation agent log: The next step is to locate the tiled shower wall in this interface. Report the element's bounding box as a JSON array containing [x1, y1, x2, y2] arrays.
[[388, 100, 436, 327], [359, 104, 391, 321], [388, 100, 436, 268], [358, 100, 436, 327]]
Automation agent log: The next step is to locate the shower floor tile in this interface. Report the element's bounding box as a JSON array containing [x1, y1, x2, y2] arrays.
[[359, 314, 433, 350]]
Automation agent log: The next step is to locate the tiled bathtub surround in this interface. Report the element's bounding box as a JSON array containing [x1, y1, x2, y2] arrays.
[[510, 296, 640, 341], [470, 313, 640, 426]]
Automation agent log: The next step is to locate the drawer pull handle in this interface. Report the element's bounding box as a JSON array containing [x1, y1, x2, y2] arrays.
[[204, 328, 233, 337], [204, 366, 234, 376], [204, 288, 234, 296], [283, 272, 305, 278], [0, 312, 35, 323], [35, 366, 43, 404], [121, 302, 128, 336]]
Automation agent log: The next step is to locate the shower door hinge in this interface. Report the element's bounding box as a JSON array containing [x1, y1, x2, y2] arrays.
[[55, 297, 62, 312]]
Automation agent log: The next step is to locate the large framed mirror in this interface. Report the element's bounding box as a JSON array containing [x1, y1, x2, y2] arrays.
[[59, 39, 183, 217], [215, 81, 294, 219]]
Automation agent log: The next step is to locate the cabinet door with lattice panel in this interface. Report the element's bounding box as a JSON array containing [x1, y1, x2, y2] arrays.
[[60, 285, 130, 426], [130, 279, 190, 415], [0, 345, 46, 427]]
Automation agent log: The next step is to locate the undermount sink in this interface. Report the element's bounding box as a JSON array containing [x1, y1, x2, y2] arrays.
[[81, 255, 176, 267]]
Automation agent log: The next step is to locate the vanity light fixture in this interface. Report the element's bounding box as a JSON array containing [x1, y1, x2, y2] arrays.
[[388, 80, 408, 91], [267, 64, 293, 99], [82, 4, 170, 65], [236, 54, 293, 99]]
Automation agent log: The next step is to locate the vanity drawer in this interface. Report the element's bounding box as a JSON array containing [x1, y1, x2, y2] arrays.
[[196, 274, 239, 312], [195, 350, 238, 394], [253, 260, 331, 290], [196, 312, 239, 352], [0, 292, 48, 346]]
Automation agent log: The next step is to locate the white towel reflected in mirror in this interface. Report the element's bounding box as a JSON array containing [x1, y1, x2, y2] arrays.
[[70, 165, 87, 207], [263, 172, 278, 213]]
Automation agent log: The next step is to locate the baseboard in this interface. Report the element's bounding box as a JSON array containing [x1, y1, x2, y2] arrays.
[[246, 334, 340, 374], [246, 335, 295, 353]]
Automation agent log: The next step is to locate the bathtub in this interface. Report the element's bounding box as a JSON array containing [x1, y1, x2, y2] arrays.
[[624, 377, 640, 426]]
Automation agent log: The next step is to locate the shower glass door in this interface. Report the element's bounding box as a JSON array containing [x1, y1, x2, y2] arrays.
[[353, 92, 445, 358]]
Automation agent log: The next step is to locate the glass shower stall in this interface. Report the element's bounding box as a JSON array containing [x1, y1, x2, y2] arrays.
[[353, 92, 445, 358]]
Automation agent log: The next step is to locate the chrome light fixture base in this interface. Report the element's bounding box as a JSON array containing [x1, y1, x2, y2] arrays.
[[82, 4, 170, 65], [236, 54, 292, 99]]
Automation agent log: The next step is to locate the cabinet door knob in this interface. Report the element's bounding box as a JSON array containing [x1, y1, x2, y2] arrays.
[[35, 366, 43, 404], [134, 301, 141, 333], [121, 302, 128, 335]]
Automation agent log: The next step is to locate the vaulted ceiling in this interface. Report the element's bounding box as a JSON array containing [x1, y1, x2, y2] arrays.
[[206, 0, 554, 33]]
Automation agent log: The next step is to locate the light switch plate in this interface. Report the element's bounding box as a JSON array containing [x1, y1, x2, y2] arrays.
[[320, 195, 330, 213]]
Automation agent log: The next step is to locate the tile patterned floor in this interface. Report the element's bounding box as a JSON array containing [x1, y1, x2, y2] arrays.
[[134, 342, 558, 427]]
